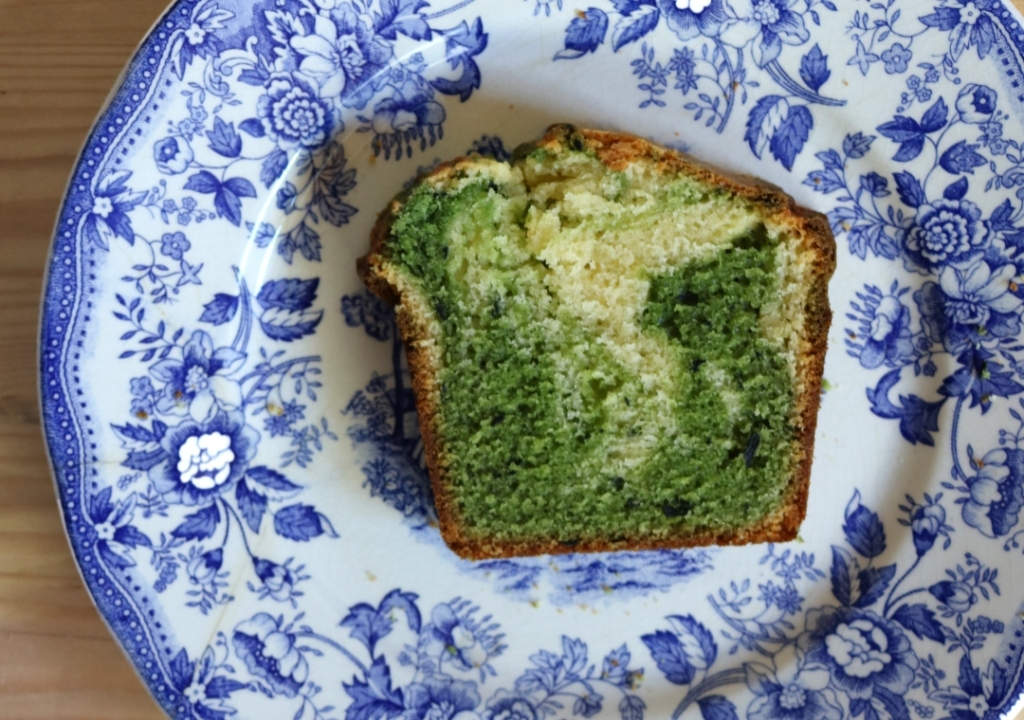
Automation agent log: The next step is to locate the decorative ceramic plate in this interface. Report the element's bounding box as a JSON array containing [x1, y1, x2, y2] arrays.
[[40, 0, 1024, 718]]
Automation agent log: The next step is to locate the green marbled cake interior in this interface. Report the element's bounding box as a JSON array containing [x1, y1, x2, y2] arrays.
[[385, 146, 797, 544]]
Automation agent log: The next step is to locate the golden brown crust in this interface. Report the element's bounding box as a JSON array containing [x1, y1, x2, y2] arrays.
[[358, 124, 836, 560]]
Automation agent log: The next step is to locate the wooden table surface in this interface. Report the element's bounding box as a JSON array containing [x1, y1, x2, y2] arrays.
[[1, 1, 1024, 718]]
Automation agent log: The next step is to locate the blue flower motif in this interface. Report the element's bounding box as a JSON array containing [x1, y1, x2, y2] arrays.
[[159, 231, 191, 260], [148, 409, 259, 506], [668, 47, 699, 94], [369, 83, 446, 137], [746, 644, 841, 720], [656, 0, 726, 41], [131, 395, 155, 419], [282, 399, 305, 424], [82, 171, 143, 250], [149, 330, 245, 420], [232, 613, 308, 698], [130, 376, 155, 397], [881, 43, 912, 74], [719, 0, 810, 68], [910, 500, 947, 555], [902, 199, 987, 273], [264, 412, 294, 437], [252, 557, 303, 604], [288, 8, 392, 109], [87, 489, 151, 568], [257, 72, 336, 150], [960, 448, 1024, 538], [154, 136, 194, 175], [422, 603, 500, 675], [485, 690, 537, 720], [186, 547, 223, 587], [928, 579, 977, 613], [798, 606, 918, 699], [956, 83, 997, 124], [857, 294, 916, 369], [401, 674, 481, 720], [130, 375, 157, 419], [915, 261, 1023, 352]]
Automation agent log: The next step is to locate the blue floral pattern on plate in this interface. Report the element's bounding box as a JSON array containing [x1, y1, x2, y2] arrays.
[[38, 0, 1024, 718]]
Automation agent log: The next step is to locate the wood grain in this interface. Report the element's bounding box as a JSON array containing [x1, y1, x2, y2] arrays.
[[0, 1, 172, 716], [1, 1, 1024, 719]]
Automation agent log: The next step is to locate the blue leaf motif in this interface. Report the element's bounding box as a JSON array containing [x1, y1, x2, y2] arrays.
[[199, 293, 239, 326], [830, 544, 855, 606], [640, 630, 695, 685], [799, 44, 830, 92], [378, 588, 422, 634], [236, 480, 267, 534], [375, 0, 431, 41], [698, 696, 739, 720], [867, 369, 945, 446], [341, 605, 392, 655], [279, 222, 322, 264], [869, 687, 912, 720], [341, 589, 421, 655], [274, 504, 334, 541], [169, 648, 194, 692], [843, 132, 875, 159], [249, 466, 302, 492], [611, 0, 641, 14], [247, 222, 276, 249], [891, 603, 946, 643], [260, 149, 289, 188], [205, 677, 247, 699], [939, 140, 986, 175], [876, 116, 922, 143], [919, 6, 960, 30], [667, 614, 717, 669], [342, 656, 404, 720], [431, 19, 487, 102], [769, 105, 813, 171], [238, 118, 264, 138], [619, 695, 646, 720], [238, 66, 270, 86], [260, 309, 323, 342], [257, 278, 319, 313], [555, 8, 609, 59], [843, 501, 886, 558], [943, 177, 969, 201], [745, 95, 787, 160], [215, 177, 257, 227], [892, 136, 925, 162], [920, 98, 948, 133], [854, 563, 896, 607], [89, 487, 114, 523], [208, 117, 242, 159], [314, 143, 357, 227], [184, 171, 220, 194], [171, 503, 220, 541], [611, 4, 659, 52], [115, 525, 151, 549], [893, 171, 926, 208], [563, 636, 588, 676]]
